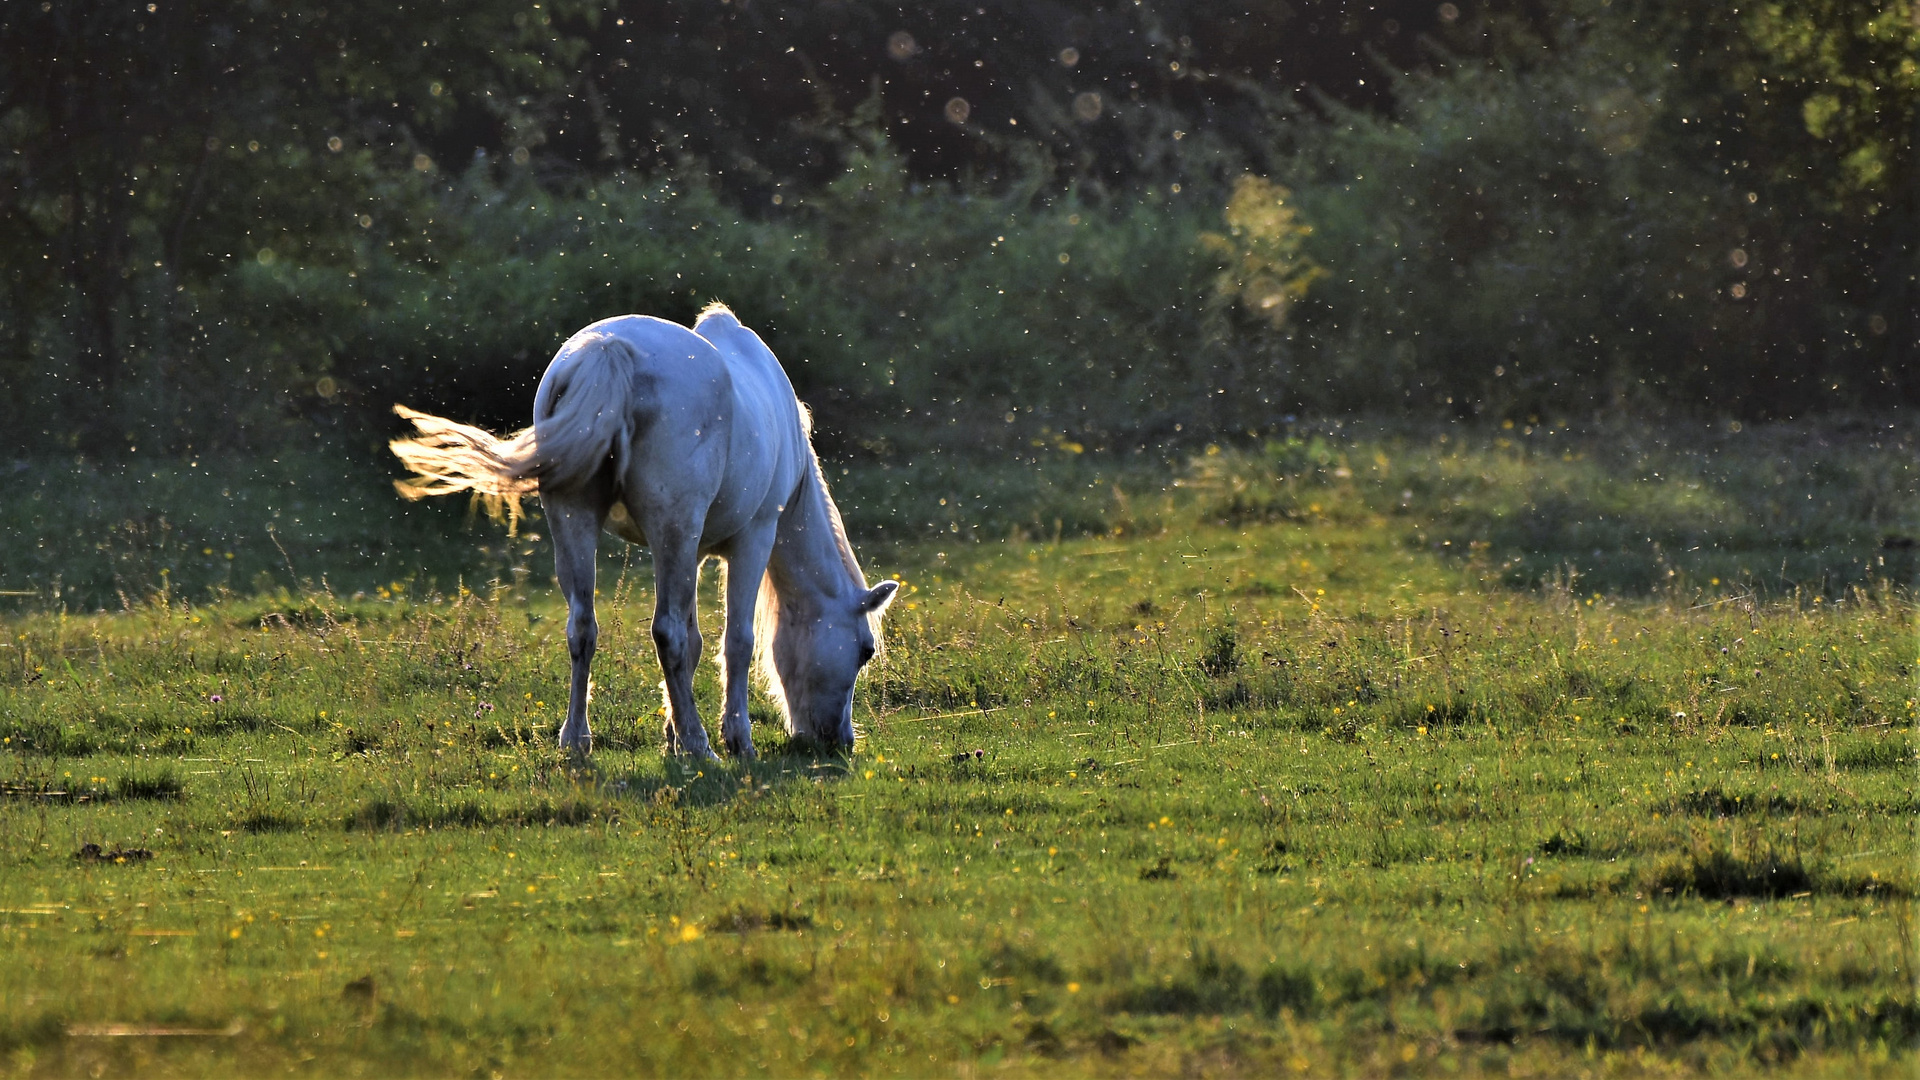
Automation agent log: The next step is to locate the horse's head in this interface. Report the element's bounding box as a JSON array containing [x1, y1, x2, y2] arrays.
[[770, 580, 899, 748]]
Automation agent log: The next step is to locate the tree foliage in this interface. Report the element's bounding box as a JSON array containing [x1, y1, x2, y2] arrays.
[[0, 0, 1911, 455], [0, 0, 586, 447]]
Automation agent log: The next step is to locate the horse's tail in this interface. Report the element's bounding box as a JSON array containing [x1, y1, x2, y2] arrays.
[[390, 332, 637, 533]]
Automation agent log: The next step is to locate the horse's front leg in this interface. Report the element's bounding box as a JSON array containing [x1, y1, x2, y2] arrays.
[[649, 529, 717, 760], [718, 525, 777, 760], [546, 494, 607, 754]]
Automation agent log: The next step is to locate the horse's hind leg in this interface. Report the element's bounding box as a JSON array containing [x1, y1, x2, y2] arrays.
[[648, 526, 716, 759], [546, 492, 607, 753]]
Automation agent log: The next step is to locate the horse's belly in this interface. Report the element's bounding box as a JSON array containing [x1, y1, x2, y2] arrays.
[[602, 482, 769, 551], [695, 497, 761, 549]]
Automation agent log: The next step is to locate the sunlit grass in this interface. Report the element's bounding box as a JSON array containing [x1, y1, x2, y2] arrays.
[[0, 423, 1914, 1076]]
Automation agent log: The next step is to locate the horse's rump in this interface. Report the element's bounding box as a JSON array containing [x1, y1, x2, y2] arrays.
[[390, 333, 640, 532]]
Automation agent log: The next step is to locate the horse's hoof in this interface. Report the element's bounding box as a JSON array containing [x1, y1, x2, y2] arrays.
[[663, 739, 717, 762]]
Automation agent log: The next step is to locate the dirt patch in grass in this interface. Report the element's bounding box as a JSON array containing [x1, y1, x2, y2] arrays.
[[73, 843, 153, 864]]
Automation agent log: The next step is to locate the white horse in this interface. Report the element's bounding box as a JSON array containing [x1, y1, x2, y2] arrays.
[[388, 303, 898, 759]]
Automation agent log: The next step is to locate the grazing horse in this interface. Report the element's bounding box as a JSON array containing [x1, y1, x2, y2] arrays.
[[388, 303, 898, 759]]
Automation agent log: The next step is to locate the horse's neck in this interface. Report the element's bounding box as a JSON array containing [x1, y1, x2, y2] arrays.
[[769, 461, 860, 608]]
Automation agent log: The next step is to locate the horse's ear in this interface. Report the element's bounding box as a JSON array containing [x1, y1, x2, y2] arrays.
[[860, 580, 901, 614]]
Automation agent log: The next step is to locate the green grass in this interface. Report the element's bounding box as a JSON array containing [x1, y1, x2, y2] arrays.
[[0, 423, 1915, 1077]]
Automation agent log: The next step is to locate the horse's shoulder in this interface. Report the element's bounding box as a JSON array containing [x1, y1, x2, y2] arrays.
[[690, 317, 806, 443], [693, 313, 756, 357], [695, 324, 781, 397], [693, 301, 741, 332]]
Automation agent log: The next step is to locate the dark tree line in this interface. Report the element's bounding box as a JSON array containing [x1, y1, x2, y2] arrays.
[[2, 0, 576, 446], [0, 0, 1912, 454]]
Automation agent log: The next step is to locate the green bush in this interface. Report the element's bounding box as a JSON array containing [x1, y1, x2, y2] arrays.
[[1275, 4, 1914, 419], [1280, 40, 1720, 416], [329, 136, 1279, 451]]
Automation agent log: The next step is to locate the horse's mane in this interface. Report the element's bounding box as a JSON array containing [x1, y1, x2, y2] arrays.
[[812, 454, 866, 586]]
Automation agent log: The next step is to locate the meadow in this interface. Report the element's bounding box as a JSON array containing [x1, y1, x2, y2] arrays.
[[0, 420, 1915, 1077]]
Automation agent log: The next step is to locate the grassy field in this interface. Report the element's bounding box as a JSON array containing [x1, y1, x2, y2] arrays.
[[0, 421, 1915, 1077]]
